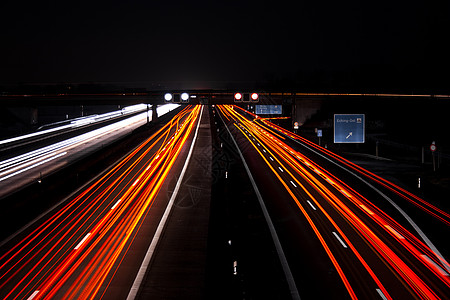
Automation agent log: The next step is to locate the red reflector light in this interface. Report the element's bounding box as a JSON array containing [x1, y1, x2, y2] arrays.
[[251, 93, 259, 100], [234, 93, 242, 100]]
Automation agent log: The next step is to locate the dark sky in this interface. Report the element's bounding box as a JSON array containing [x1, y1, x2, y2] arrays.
[[1, 0, 449, 92]]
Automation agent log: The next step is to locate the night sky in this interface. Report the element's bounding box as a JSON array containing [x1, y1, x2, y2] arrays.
[[1, 0, 449, 92]]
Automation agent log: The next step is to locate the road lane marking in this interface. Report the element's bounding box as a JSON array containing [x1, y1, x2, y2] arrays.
[[74, 233, 92, 250], [376, 289, 388, 300], [360, 204, 374, 215], [332, 232, 348, 248], [269, 157, 274, 161], [325, 177, 336, 185], [340, 189, 352, 198], [217, 109, 301, 300], [278, 167, 284, 172], [421, 255, 449, 276], [111, 199, 122, 210], [290, 181, 297, 188], [306, 200, 316, 210], [384, 225, 404, 240], [27, 290, 40, 300]]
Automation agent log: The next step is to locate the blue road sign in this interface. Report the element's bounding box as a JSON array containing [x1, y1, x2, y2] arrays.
[[334, 114, 365, 143], [317, 129, 322, 137], [255, 105, 282, 115]]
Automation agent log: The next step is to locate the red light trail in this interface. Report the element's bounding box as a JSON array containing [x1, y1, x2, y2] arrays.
[[0, 105, 201, 300], [218, 105, 450, 300]]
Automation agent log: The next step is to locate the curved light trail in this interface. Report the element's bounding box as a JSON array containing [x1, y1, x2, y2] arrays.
[[0, 103, 150, 147], [0, 104, 179, 185], [0, 105, 201, 300], [218, 105, 450, 300]]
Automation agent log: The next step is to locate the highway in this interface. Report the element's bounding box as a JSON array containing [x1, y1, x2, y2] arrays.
[[0, 103, 449, 299], [0, 104, 179, 198], [0, 105, 202, 299], [216, 105, 450, 299]]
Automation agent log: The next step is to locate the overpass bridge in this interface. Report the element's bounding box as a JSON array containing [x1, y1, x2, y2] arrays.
[[2, 90, 449, 106]]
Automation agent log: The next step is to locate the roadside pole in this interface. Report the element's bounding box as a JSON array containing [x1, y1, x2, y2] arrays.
[[317, 129, 322, 147], [376, 141, 379, 158], [430, 141, 436, 172]]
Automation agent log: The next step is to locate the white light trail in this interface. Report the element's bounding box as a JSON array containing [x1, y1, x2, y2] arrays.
[[0, 104, 179, 186], [0, 152, 67, 182], [0, 104, 149, 146]]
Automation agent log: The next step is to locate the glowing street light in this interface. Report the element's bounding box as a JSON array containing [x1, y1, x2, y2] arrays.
[[234, 93, 242, 101], [251, 93, 259, 101], [181, 92, 189, 102], [164, 93, 173, 102]]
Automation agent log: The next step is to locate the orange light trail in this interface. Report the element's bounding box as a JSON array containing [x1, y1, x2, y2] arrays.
[[259, 118, 450, 227], [0, 105, 202, 300], [218, 105, 450, 299]]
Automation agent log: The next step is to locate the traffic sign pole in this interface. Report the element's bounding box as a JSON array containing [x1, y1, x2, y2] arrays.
[[317, 129, 322, 146], [430, 141, 437, 172], [376, 140, 379, 157], [433, 152, 436, 172]]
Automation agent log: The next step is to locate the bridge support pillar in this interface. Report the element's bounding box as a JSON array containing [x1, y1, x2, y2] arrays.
[[152, 105, 158, 121]]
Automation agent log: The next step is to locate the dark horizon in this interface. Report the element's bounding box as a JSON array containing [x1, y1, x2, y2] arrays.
[[1, 1, 449, 94]]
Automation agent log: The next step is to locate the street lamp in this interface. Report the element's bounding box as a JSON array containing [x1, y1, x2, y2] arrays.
[[164, 93, 173, 102], [181, 92, 189, 102]]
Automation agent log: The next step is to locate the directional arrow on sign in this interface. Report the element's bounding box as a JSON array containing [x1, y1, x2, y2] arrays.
[[334, 114, 365, 143]]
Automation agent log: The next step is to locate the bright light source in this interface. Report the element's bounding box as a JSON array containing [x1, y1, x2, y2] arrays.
[[164, 93, 173, 101], [234, 93, 242, 100], [251, 93, 259, 100], [181, 92, 189, 101]]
